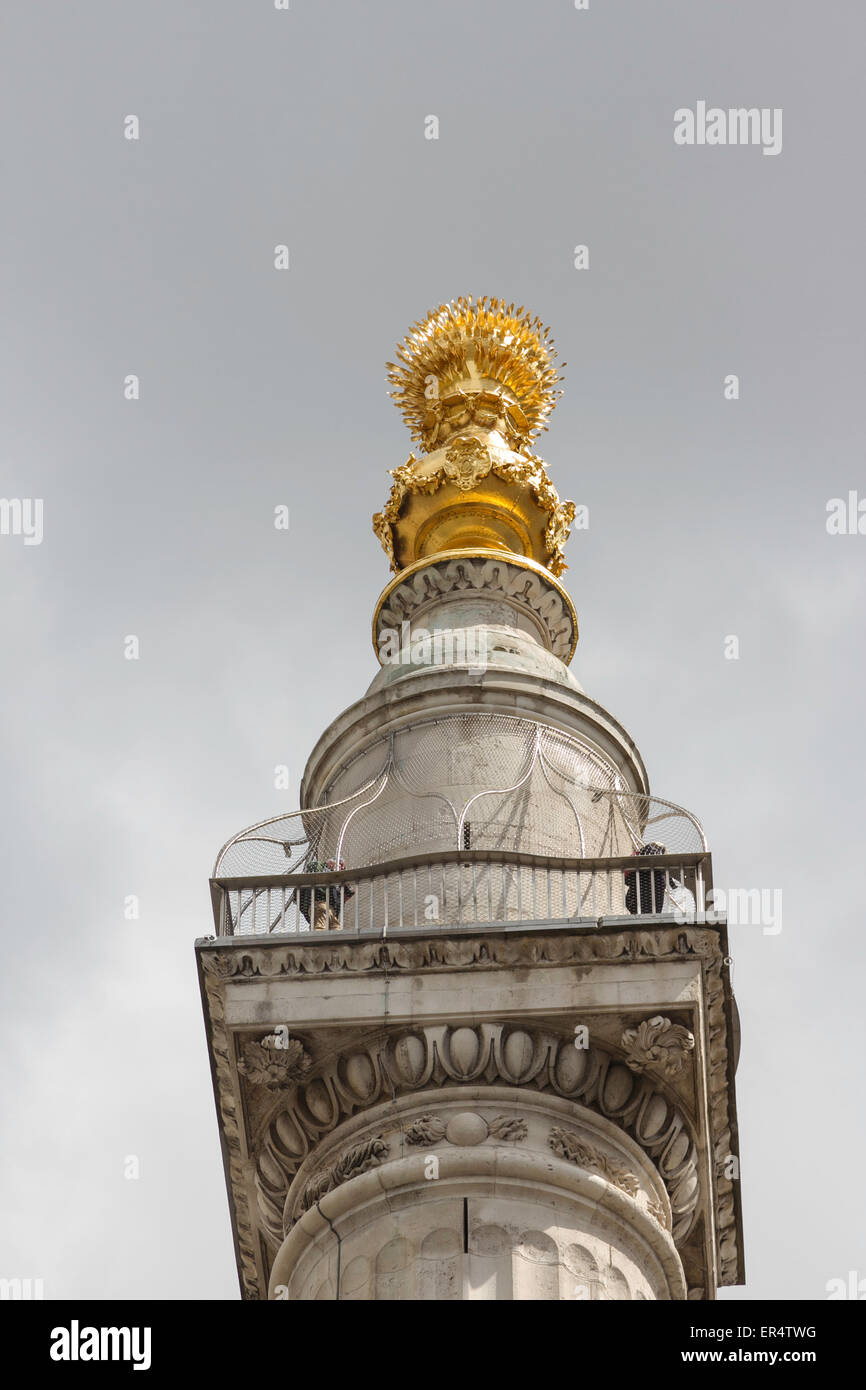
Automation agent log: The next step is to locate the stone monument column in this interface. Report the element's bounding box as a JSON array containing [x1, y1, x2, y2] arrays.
[[198, 298, 743, 1300]]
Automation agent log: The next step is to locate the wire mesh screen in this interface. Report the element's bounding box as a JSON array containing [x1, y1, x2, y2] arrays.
[[213, 713, 706, 878]]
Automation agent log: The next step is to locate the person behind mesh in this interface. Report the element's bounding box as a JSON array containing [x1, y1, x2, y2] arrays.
[[624, 841, 675, 915], [296, 859, 355, 932]]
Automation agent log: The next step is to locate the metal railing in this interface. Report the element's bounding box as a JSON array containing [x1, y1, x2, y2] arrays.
[[209, 850, 711, 938]]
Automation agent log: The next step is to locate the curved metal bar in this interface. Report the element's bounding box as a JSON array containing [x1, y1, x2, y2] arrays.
[[214, 716, 707, 876], [389, 738, 459, 829], [457, 727, 541, 847], [335, 767, 392, 867], [233, 836, 306, 848], [599, 788, 709, 852], [596, 790, 644, 853], [536, 729, 620, 792], [537, 742, 586, 856], [212, 768, 390, 875]]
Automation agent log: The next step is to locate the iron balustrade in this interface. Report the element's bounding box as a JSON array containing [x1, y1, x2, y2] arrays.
[[209, 850, 711, 937]]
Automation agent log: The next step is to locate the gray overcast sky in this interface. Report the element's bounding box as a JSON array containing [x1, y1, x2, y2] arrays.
[[1, 0, 864, 1299]]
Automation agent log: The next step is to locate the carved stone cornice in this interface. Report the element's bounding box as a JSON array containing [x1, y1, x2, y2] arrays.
[[200, 924, 721, 986]]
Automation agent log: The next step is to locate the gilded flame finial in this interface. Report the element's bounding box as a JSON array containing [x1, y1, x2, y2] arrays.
[[386, 296, 564, 454], [374, 297, 576, 579]]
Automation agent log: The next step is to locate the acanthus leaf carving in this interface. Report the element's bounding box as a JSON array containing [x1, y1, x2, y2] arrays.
[[404, 1114, 447, 1147], [487, 1114, 529, 1142], [647, 1195, 671, 1231], [403, 1111, 528, 1147], [548, 1125, 641, 1199], [621, 1016, 696, 1078], [298, 1135, 389, 1214], [237, 1035, 313, 1090]]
